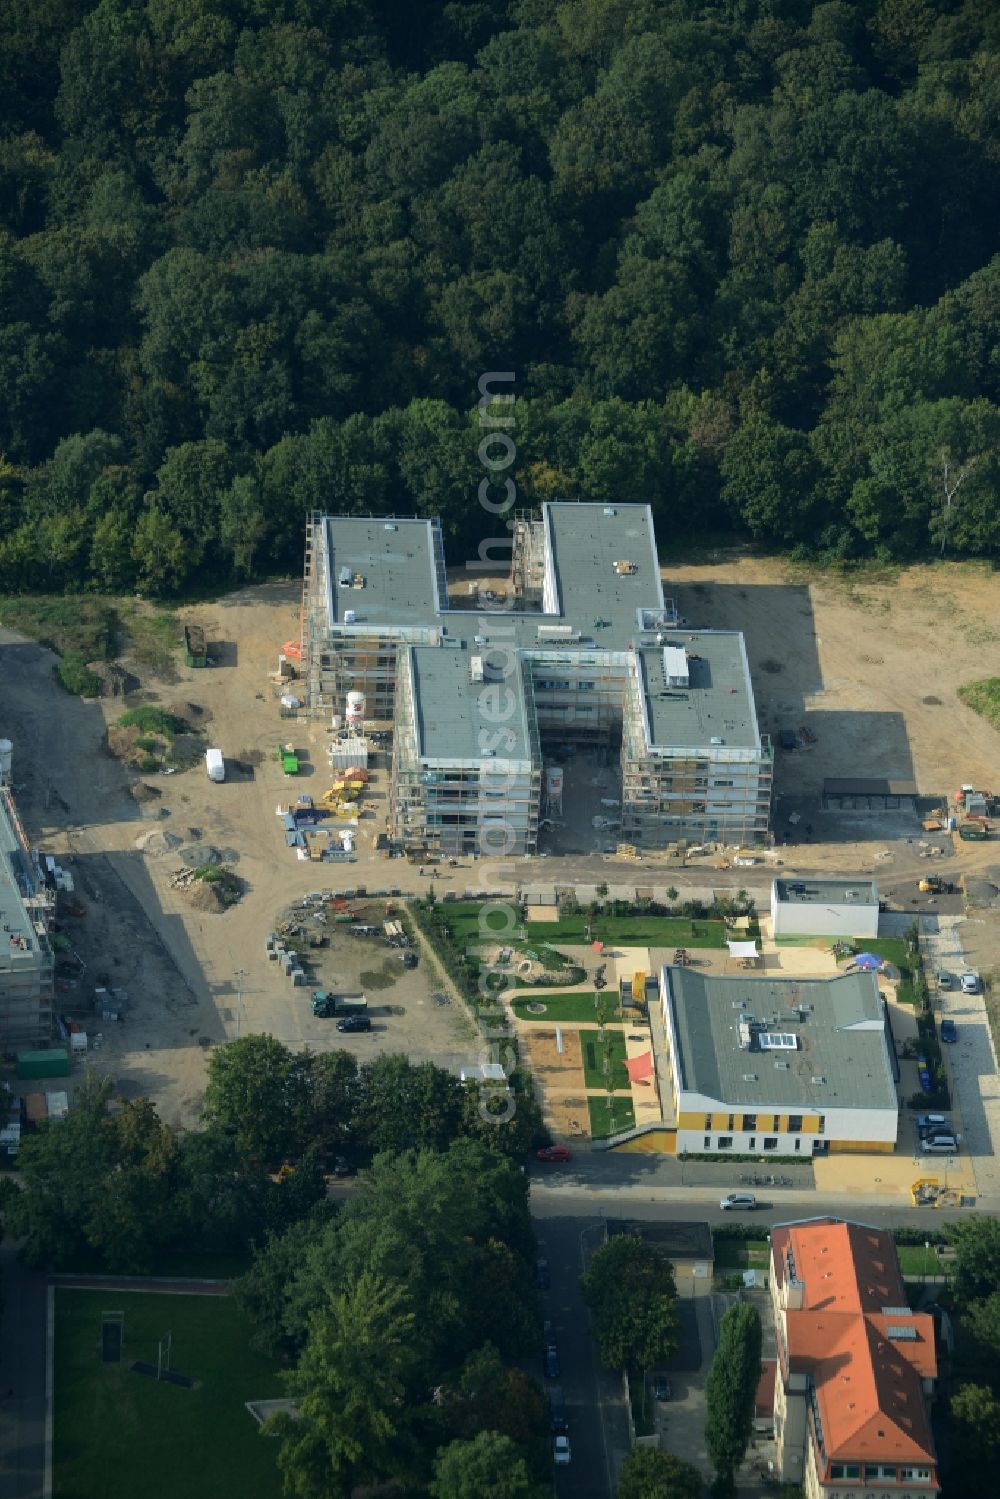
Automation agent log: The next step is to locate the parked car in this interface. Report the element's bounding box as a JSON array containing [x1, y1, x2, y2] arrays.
[[537, 1145, 572, 1163], [399, 951, 418, 969], [553, 1435, 571, 1466], [917, 1113, 949, 1134], [937, 971, 954, 990], [922, 1136, 958, 1153], [720, 1193, 758, 1211], [961, 972, 981, 994], [336, 1014, 372, 1033], [652, 1376, 672, 1401], [550, 1399, 567, 1435], [535, 1258, 550, 1290], [544, 1347, 560, 1379], [940, 1019, 958, 1043], [331, 1157, 355, 1177]]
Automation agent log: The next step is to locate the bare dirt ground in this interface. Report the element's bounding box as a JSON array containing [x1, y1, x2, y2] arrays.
[[667, 554, 999, 794], [0, 585, 476, 1124]]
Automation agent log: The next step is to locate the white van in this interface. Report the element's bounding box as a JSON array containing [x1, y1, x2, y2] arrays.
[[205, 748, 225, 782], [922, 1136, 958, 1153]]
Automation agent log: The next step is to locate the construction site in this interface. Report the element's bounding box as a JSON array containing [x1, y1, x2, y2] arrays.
[[0, 741, 56, 1048], [297, 504, 774, 858]]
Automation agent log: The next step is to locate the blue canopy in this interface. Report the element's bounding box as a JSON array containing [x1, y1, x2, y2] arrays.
[[853, 953, 884, 970]]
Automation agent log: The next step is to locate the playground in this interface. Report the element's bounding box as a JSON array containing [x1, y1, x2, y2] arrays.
[[54, 1289, 283, 1499]]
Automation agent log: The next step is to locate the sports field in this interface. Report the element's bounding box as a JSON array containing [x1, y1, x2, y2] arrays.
[[54, 1289, 283, 1499]]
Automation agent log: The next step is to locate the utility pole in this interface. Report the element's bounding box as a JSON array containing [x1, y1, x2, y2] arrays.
[[234, 968, 247, 1040]]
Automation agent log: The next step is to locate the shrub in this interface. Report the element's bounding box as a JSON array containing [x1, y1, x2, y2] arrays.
[[117, 706, 190, 736], [137, 754, 161, 772], [56, 653, 103, 697]]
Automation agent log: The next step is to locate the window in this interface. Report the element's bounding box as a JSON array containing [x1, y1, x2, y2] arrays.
[[817, 1115, 826, 1134], [865, 1467, 897, 1481], [717, 1136, 733, 1149], [704, 1114, 712, 1130], [794, 1138, 801, 1152], [704, 1136, 711, 1149], [748, 1137, 756, 1151], [787, 1115, 802, 1133], [831, 1464, 860, 1479], [901, 1469, 931, 1482], [727, 1114, 735, 1131], [764, 1137, 778, 1150], [743, 1113, 757, 1131]]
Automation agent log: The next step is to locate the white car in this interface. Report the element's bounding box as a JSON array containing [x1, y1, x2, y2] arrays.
[[553, 1435, 571, 1466], [720, 1193, 758, 1211], [960, 972, 981, 994]]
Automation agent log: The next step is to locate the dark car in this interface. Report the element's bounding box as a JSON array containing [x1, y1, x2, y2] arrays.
[[544, 1347, 560, 1379], [940, 1019, 958, 1043], [550, 1399, 567, 1435], [331, 1157, 355, 1177], [400, 951, 418, 969], [336, 1014, 372, 1033], [652, 1376, 672, 1401], [535, 1258, 550, 1290]]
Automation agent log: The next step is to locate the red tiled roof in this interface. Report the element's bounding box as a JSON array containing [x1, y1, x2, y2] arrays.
[[775, 1220, 937, 1471]]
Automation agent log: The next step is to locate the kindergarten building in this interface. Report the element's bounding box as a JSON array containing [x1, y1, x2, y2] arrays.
[[658, 969, 899, 1156]]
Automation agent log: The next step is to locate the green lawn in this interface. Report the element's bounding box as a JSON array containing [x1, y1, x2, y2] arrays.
[[897, 1245, 947, 1277], [588, 1096, 635, 1138], [713, 1241, 772, 1270], [843, 936, 920, 1003], [526, 914, 730, 947], [54, 1290, 283, 1499], [958, 677, 1000, 732], [512, 991, 624, 1024], [581, 1031, 629, 1090]]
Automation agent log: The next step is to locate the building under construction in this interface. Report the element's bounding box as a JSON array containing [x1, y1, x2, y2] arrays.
[[0, 743, 55, 1046], [301, 504, 772, 856]]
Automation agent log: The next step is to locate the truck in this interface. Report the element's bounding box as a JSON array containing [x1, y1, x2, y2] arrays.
[[205, 747, 225, 782], [278, 744, 300, 775], [183, 624, 208, 667], [311, 990, 367, 1018]]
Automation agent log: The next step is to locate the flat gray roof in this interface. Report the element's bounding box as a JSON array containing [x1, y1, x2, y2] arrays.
[[545, 503, 662, 641], [323, 516, 442, 629], [639, 634, 759, 751], [774, 878, 878, 907], [410, 648, 535, 767], [319, 502, 664, 651], [0, 790, 43, 965], [664, 968, 897, 1112]]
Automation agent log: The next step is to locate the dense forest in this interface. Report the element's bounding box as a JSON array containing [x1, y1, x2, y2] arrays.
[[0, 0, 998, 595]]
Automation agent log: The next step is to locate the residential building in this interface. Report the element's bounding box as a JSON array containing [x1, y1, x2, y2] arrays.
[[771, 879, 880, 939], [770, 1218, 938, 1498], [658, 969, 899, 1155], [0, 782, 55, 1047], [300, 504, 773, 855]]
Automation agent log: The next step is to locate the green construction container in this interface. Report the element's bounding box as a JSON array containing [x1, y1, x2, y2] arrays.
[[16, 1048, 71, 1080]]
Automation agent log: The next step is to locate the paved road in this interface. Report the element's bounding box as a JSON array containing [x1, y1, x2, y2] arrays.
[[0, 1245, 47, 1499]]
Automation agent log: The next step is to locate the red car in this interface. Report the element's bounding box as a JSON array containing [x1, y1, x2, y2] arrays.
[[537, 1146, 572, 1163]]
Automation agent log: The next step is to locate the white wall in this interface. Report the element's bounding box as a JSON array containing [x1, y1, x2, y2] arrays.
[[771, 893, 879, 938]]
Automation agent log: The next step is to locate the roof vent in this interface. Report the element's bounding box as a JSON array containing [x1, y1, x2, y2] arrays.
[[742, 1073, 757, 1082], [810, 1076, 826, 1085], [710, 736, 725, 746], [603, 506, 616, 516], [338, 567, 351, 586], [384, 522, 397, 532], [774, 1061, 790, 1070]]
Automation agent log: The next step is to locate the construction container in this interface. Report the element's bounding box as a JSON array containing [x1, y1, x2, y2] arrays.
[[23, 1092, 48, 1125], [328, 737, 369, 771], [16, 1049, 70, 1080], [46, 1091, 69, 1122], [184, 625, 208, 667], [205, 748, 225, 782]]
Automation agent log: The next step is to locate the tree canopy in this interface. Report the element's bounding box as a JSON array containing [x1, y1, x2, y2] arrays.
[[580, 1233, 680, 1371], [705, 1301, 763, 1497], [0, 0, 997, 598]]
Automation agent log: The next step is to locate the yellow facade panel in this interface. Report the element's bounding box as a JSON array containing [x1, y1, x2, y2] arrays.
[[803, 1116, 821, 1133], [612, 1129, 677, 1155], [677, 1112, 705, 1130], [828, 1139, 895, 1154], [712, 1113, 729, 1131]]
